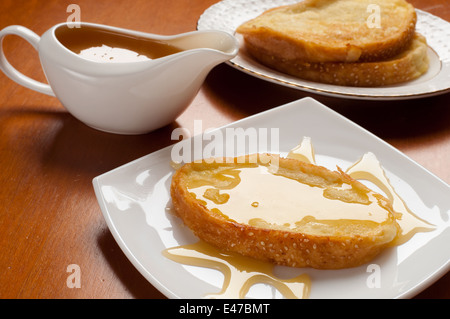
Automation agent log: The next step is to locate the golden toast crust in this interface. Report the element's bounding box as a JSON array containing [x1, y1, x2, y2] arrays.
[[170, 155, 399, 269], [243, 33, 429, 87], [237, 0, 417, 63]]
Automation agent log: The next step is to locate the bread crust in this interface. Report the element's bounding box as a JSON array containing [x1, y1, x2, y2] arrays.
[[236, 0, 417, 63], [170, 155, 399, 269], [243, 33, 429, 87]]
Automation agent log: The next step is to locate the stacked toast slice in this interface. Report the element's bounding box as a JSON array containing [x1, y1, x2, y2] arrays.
[[236, 0, 429, 86]]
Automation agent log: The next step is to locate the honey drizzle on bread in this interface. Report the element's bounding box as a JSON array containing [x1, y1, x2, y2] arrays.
[[170, 154, 400, 269]]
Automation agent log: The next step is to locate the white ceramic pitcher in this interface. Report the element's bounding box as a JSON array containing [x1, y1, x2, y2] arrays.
[[0, 22, 239, 134]]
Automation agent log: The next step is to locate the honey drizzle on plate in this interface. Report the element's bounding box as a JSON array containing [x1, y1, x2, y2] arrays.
[[345, 152, 434, 245], [163, 241, 310, 299], [164, 137, 434, 299], [287, 136, 316, 164]]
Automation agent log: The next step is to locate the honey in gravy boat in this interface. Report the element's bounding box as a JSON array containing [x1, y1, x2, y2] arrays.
[[55, 25, 183, 62], [164, 137, 434, 299], [0, 22, 238, 134]]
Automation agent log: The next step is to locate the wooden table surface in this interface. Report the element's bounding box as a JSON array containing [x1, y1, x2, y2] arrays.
[[0, 0, 448, 299]]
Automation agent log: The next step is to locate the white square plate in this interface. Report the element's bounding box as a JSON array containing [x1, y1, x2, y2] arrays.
[[93, 97, 450, 298]]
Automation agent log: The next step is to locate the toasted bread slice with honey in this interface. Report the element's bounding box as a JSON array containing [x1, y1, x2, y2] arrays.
[[236, 0, 417, 63], [244, 33, 429, 87], [170, 154, 400, 269]]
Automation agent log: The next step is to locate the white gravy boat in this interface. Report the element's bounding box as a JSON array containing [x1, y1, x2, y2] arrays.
[[0, 22, 239, 134]]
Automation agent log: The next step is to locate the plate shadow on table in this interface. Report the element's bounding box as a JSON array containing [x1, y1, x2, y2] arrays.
[[414, 271, 450, 299], [203, 64, 450, 145], [97, 228, 167, 299]]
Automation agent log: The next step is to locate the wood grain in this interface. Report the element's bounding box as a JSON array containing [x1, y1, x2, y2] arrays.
[[0, 0, 448, 299]]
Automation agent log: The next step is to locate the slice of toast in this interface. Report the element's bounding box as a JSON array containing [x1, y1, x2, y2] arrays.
[[170, 154, 400, 269], [236, 0, 417, 63], [243, 33, 429, 87]]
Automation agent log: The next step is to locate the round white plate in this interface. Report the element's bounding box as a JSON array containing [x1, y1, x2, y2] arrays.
[[197, 0, 450, 100]]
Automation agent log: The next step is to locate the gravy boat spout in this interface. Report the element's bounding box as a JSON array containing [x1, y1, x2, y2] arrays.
[[164, 29, 240, 68], [0, 22, 239, 134]]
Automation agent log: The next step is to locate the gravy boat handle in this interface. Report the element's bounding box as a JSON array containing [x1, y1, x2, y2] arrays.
[[0, 25, 55, 96]]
